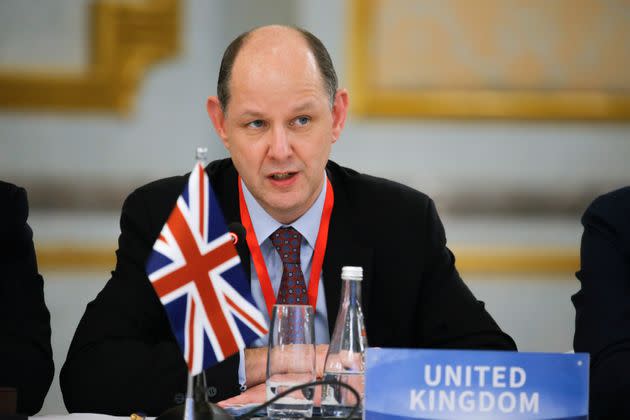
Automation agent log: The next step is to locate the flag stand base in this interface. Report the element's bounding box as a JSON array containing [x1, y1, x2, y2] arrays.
[[156, 372, 233, 420]]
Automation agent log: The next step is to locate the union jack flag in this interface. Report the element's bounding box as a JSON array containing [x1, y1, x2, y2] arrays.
[[146, 163, 268, 375]]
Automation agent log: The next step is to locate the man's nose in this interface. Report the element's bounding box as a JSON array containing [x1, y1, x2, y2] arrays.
[[267, 125, 291, 159]]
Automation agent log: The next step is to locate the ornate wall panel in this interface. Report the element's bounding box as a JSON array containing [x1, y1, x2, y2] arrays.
[[350, 0, 630, 119], [0, 0, 180, 114]]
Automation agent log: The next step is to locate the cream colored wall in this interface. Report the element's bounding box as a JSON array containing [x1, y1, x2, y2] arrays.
[[0, 0, 89, 70]]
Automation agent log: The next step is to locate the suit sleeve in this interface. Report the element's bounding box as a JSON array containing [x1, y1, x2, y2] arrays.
[[60, 187, 239, 417], [0, 185, 54, 415], [417, 199, 516, 350], [572, 191, 630, 417]]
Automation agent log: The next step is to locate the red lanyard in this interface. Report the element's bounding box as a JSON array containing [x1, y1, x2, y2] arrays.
[[238, 176, 334, 317]]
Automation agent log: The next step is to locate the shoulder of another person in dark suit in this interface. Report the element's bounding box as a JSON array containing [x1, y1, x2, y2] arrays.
[[0, 181, 28, 234], [583, 186, 630, 243], [0, 181, 33, 257], [0, 181, 53, 415]]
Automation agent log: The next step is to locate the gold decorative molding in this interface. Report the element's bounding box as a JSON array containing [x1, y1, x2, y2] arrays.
[[36, 243, 579, 275], [0, 0, 180, 114], [349, 0, 630, 120], [37, 246, 116, 271], [452, 246, 579, 275]]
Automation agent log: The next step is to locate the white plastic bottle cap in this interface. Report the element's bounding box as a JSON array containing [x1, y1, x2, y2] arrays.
[[341, 266, 363, 281]]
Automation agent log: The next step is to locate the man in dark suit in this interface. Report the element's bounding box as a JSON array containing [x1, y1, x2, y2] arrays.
[[572, 186, 630, 418], [61, 25, 515, 416], [0, 181, 54, 415]]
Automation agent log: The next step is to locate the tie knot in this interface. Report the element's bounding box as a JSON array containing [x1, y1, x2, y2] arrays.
[[270, 227, 302, 264]]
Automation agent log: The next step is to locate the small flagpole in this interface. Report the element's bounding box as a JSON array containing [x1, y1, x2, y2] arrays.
[[183, 371, 195, 420], [196, 146, 208, 167], [184, 146, 209, 420], [184, 370, 210, 420]]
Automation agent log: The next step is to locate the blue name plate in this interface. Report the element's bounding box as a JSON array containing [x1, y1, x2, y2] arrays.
[[365, 348, 588, 420]]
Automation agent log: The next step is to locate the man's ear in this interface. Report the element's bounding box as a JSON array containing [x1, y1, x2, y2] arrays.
[[331, 89, 349, 144], [206, 96, 229, 148]]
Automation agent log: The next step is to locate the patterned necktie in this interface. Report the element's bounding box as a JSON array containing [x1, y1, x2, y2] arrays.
[[270, 227, 307, 304]]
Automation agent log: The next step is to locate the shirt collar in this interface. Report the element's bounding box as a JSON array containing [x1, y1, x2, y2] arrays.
[[240, 174, 327, 248]]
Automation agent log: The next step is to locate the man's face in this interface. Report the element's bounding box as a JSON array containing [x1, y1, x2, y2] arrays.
[[208, 30, 348, 224]]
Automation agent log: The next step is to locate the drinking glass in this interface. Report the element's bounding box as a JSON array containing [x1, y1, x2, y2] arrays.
[[266, 304, 316, 418]]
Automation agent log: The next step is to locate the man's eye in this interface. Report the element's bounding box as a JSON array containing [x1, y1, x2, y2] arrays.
[[293, 116, 310, 127], [247, 120, 264, 128]]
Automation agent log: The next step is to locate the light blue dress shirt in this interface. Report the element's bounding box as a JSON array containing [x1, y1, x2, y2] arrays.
[[238, 176, 331, 388]]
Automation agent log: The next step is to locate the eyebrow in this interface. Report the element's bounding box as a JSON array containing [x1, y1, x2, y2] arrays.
[[237, 100, 319, 120], [291, 100, 317, 113], [237, 110, 265, 120]]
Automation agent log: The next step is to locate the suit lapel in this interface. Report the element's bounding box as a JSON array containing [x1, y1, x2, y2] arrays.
[[323, 165, 374, 333]]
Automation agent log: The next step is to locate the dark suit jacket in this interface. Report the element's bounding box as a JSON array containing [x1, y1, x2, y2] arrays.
[[61, 159, 516, 416], [572, 186, 630, 419], [0, 181, 54, 415]]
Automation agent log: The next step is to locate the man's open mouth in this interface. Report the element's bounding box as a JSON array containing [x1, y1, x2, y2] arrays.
[[270, 172, 296, 180]]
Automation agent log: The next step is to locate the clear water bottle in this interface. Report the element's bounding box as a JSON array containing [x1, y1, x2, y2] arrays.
[[321, 266, 367, 417]]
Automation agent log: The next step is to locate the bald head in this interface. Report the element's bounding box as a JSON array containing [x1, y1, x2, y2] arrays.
[[217, 25, 338, 112]]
